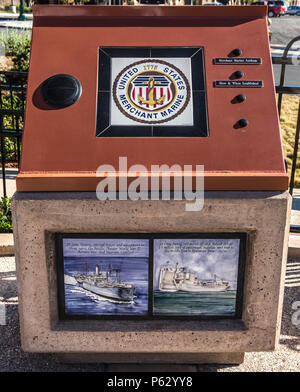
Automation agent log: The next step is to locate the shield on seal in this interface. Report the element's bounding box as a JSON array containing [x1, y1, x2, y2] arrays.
[[127, 72, 176, 112]]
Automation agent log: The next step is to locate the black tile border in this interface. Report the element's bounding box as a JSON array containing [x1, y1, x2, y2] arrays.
[[96, 47, 209, 137], [56, 232, 246, 321]]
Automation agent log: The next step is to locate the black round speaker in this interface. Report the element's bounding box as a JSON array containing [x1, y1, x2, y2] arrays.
[[41, 74, 82, 108]]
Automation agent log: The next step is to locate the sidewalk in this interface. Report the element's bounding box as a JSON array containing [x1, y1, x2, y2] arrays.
[[0, 12, 32, 30], [289, 189, 300, 257], [271, 43, 300, 56], [1, 173, 300, 256]]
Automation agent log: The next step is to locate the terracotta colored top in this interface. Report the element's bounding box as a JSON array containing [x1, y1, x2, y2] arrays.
[[17, 5, 288, 191]]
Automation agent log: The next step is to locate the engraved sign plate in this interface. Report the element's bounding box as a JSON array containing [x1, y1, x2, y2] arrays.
[[214, 80, 263, 88], [213, 58, 262, 65]]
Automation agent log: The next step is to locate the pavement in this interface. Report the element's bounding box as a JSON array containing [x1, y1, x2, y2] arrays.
[[0, 12, 32, 30], [269, 15, 300, 47]]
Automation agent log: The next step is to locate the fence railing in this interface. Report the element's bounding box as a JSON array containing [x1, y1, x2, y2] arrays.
[[0, 39, 299, 199], [0, 71, 27, 198]]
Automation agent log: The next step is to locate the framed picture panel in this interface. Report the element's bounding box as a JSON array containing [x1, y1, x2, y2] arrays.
[[56, 233, 246, 320]]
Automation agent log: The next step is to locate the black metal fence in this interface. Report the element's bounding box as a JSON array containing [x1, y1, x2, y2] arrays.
[[0, 38, 299, 198], [0, 71, 27, 198]]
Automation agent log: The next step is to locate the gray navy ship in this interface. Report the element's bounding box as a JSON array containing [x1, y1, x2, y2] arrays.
[[159, 262, 230, 292], [74, 264, 135, 303]]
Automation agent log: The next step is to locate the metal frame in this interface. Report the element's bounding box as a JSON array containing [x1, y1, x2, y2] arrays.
[[272, 35, 300, 196], [55, 232, 247, 321]]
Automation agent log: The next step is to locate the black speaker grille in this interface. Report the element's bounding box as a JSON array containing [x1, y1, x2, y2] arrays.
[[41, 74, 82, 108]]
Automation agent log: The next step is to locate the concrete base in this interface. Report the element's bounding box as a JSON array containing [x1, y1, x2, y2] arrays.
[[12, 191, 291, 363], [57, 352, 245, 365]]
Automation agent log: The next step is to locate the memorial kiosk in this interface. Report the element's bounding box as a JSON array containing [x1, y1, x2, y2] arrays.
[[12, 5, 291, 364]]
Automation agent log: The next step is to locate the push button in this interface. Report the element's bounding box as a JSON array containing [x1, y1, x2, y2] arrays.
[[236, 94, 246, 103], [238, 118, 248, 128], [233, 70, 244, 79], [232, 48, 242, 57]]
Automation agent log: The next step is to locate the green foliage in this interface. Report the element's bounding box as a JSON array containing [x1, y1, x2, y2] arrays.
[[3, 4, 32, 13], [0, 91, 24, 162], [0, 197, 12, 233], [15, 5, 32, 13], [0, 29, 31, 71]]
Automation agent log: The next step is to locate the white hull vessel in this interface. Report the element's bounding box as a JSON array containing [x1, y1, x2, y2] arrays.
[[81, 282, 134, 302], [179, 282, 228, 292], [159, 262, 230, 293], [75, 264, 135, 303]]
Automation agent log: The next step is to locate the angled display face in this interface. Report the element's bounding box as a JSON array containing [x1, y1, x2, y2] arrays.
[[17, 5, 289, 191], [97, 47, 208, 137]]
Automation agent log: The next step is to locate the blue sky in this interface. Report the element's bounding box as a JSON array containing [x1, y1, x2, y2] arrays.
[[153, 238, 240, 290]]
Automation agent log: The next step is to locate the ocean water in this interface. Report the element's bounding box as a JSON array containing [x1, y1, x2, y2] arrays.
[[153, 290, 237, 316], [64, 256, 148, 316], [63, 257, 237, 317]]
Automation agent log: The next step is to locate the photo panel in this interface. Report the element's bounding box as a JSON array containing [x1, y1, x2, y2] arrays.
[[56, 233, 245, 320], [61, 237, 149, 317], [153, 238, 242, 317]]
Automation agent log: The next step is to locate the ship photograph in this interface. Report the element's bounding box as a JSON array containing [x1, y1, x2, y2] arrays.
[[62, 238, 149, 316], [153, 238, 241, 316]]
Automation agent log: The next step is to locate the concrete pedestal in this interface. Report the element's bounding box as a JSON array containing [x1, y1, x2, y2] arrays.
[[12, 191, 291, 364]]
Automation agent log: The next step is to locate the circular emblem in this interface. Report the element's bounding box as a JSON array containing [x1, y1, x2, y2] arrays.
[[113, 59, 191, 125]]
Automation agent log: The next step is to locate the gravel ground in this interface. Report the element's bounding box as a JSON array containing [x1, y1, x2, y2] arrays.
[[0, 256, 299, 372]]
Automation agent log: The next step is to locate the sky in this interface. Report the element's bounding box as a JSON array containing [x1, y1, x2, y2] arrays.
[[153, 238, 240, 290]]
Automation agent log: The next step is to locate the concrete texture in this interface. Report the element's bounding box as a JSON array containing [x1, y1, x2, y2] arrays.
[[11, 191, 291, 362], [1, 255, 299, 371]]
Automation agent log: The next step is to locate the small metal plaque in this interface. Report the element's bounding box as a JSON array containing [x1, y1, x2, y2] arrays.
[[213, 58, 262, 65], [214, 80, 263, 88]]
